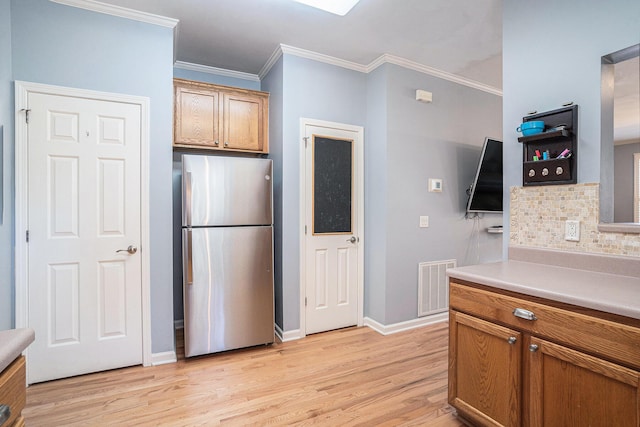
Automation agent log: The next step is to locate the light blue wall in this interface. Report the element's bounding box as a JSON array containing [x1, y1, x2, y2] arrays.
[[502, 0, 640, 255], [171, 68, 268, 322], [260, 56, 284, 328], [364, 65, 388, 322], [9, 0, 175, 353], [279, 54, 367, 331], [0, 0, 13, 330], [270, 55, 502, 331], [378, 64, 503, 325]]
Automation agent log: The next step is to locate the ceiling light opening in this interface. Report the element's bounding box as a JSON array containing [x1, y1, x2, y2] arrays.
[[291, 0, 361, 16]]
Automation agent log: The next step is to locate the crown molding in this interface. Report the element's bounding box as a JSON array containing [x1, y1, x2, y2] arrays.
[[50, 0, 179, 28], [369, 54, 503, 96], [259, 44, 502, 96], [175, 61, 260, 82], [280, 44, 369, 73], [259, 43, 367, 79], [258, 47, 285, 80]]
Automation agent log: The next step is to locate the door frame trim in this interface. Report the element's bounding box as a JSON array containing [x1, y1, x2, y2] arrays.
[[298, 118, 364, 337], [14, 81, 152, 369]]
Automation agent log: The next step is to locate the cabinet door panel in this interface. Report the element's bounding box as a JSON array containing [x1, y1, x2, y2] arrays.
[[174, 86, 219, 147], [223, 93, 264, 152], [449, 311, 521, 427], [528, 337, 640, 427]]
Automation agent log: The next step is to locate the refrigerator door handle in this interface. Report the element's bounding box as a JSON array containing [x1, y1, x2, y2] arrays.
[[184, 171, 192, 226], [185, 229, 194, 286]]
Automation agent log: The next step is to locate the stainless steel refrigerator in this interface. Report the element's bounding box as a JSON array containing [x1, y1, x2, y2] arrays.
[[181, 154, 274, 357]]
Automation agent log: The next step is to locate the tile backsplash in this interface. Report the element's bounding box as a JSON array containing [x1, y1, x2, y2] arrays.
[[510, 183, 640, 257]]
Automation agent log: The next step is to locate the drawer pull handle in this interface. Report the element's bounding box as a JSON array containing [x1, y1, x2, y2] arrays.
[[507, 336, 517, 345], [513, 308, 537, 321], [529, 344, 539, 352]]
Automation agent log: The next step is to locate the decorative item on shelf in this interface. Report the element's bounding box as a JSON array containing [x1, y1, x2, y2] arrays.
[[516, 120, 545, 136], [518, 105, 578, 186]]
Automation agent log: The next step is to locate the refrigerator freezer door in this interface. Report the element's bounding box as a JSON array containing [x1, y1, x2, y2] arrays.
[[183, 226, 274, 357], [182, 155, 273, 227]]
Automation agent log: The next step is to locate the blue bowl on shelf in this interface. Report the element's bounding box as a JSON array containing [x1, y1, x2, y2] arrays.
[[517, 120, 545, 136]]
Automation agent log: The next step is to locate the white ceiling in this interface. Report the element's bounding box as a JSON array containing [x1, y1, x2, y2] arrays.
[[95, 0, 503, 89], [67, 0, 639, 143]]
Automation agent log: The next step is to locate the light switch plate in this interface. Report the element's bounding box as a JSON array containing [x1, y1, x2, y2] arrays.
[[419, 216, 429, 228], [565, 220, 580, 241], [428, 179, 442, 192]]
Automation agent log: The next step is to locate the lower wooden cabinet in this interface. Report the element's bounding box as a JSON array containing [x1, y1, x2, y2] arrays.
[[448, 280, 640, 427], [449, 311, 521, 426], [528, 337, 640, 427], [0, 356, 27, 427]]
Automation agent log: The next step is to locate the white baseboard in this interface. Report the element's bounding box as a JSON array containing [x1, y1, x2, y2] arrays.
[[275, 324, 303, 342], [151, 350, 177, 366], [174, 319, 184, 329], [364, 312, 448, 336]]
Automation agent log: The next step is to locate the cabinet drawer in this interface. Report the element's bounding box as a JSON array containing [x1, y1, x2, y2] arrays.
[[0, 356, 26, 427], [450, 281, 640, 369]]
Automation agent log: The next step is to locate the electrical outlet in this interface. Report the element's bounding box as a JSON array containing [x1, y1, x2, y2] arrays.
[[565, 220, 580, 241], [419, 216, 429, 228]]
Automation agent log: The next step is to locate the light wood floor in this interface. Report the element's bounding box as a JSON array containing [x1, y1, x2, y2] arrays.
[[23, 322, 464, 426]]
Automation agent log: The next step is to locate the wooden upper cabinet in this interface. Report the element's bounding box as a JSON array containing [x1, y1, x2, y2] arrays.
[[174, 84, 220, 148], [222, 91, 265, 152], [173, 78, 269, 153]]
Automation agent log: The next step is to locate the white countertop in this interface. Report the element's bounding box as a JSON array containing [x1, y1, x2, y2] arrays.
[[447, 260, 640, 320], [0, 328, 35, 373]]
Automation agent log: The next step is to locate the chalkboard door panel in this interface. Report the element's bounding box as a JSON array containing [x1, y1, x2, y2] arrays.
[[313, 136, 353, 234]]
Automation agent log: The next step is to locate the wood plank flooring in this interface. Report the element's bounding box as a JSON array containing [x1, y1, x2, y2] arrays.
[[23, 322, 464, 426]]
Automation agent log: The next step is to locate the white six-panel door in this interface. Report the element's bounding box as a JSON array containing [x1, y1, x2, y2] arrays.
[[302, 120, 364, 335], [26, 92, 143, 383]]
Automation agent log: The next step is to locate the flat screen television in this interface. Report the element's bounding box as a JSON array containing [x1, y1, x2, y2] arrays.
[[466, 138, 503, 213]]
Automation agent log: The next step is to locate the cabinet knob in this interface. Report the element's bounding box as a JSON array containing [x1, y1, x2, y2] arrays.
[[224, 141, 229, 147], [556, 166, 564, 175], [529, 344, 539, 352], [507, 336, 517, 345], [528, 169, 535, 177], [214, 140, 219, 145], [542, 168, 549, 176]]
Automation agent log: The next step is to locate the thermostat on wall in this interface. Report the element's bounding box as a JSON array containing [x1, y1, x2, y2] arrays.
[[429, 178, 443, 192]]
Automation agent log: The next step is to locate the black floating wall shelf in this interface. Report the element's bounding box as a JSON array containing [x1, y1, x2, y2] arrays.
[[518, 105, 578, 186]]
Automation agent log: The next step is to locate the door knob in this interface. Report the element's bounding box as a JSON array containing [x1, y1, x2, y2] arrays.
[[346, 236, 358, 244], [116, 245, 138, 255]]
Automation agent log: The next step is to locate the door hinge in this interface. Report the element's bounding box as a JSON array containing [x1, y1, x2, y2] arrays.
[[305, 225, 307, 235], [26, 230, 29, 242], [303, 136, 309, 147], [305, 297, 307, 307], [20, 109, 31, 124]]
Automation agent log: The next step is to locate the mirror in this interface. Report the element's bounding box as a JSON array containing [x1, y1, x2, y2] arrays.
[[600, 44, 640, 229]]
